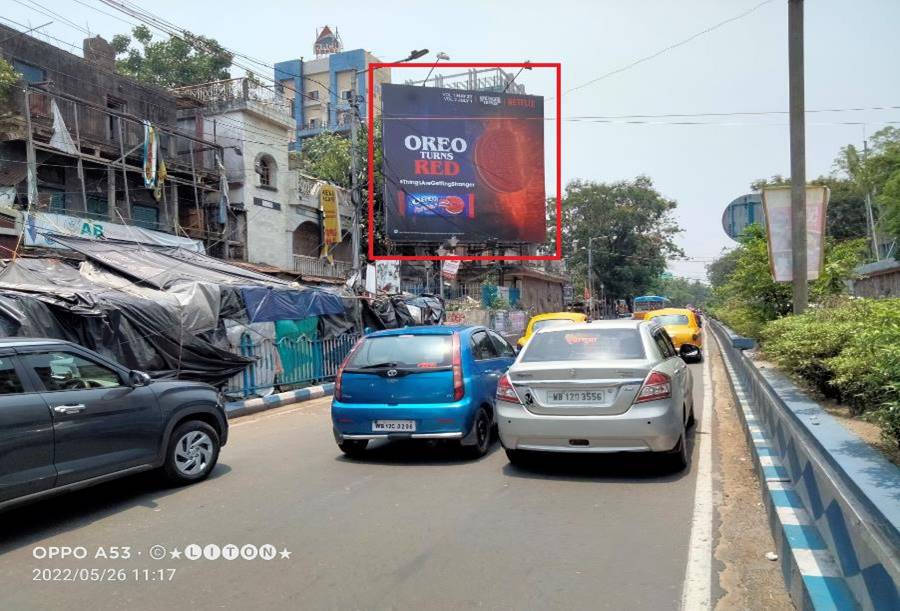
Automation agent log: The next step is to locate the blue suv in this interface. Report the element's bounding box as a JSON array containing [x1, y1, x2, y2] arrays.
[[331, 326, 516, 458]]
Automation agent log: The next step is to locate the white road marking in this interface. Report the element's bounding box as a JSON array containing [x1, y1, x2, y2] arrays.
[[681, 329, 714, 610]]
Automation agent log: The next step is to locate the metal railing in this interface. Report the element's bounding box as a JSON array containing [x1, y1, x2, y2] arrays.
[[293, 254, 352, 278], [173, 78, 291, 115], [225, 333, 359, 398]]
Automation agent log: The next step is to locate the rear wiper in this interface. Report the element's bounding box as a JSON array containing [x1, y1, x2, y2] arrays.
[[358, 362, 399, 369]]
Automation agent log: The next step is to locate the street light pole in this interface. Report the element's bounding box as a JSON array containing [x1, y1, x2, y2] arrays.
[[788, 0, 808, 313]]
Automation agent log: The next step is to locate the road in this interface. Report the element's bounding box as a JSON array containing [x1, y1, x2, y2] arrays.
[[0, 361, 706, 611]]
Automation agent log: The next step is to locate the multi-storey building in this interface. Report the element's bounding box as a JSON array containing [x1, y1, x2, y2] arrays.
[[175, 77, 354, 277], [0, 25, 230, 256], [273, 27, 389, 150]]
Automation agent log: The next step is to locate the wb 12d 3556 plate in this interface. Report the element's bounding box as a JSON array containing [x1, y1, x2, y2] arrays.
[[545, 389, 616, 405], [372, 420, 416, 432]]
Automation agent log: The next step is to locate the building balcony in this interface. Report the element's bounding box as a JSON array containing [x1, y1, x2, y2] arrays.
[[293, 254, 352, 278], [173, 78, 292, 116]]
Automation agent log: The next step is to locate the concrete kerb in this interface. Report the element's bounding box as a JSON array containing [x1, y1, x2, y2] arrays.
[[225, 383, 334, 419], [710, 320, 899, 610]]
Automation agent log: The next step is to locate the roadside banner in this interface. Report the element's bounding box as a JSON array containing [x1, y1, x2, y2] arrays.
[[381, 83, 545, 244], [762, 186, 829, 282], [375, 261, 400, 293], [320, 184, 341, 257], [441, 259, 460, 280]]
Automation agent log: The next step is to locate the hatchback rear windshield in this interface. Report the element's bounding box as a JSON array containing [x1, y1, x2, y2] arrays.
[[532, 318, 576, 333], [522, 329, 646, 362], [347, 335, 452, 369], [650, 314, 689, 326]]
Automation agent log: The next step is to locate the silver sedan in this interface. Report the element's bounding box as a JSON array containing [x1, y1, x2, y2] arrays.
[[496, 319, 695, 469]]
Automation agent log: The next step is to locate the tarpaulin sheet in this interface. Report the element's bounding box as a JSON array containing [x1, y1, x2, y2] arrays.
[[0, 259, 251, 386], [241, 286, 345, 323]]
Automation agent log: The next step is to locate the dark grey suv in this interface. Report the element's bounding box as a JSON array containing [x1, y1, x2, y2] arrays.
[[0, 338, 228, 511]]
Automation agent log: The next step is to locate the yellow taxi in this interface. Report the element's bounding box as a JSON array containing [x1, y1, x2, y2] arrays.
[[517, 312, 587, 348], [644, 308, 703, 362]]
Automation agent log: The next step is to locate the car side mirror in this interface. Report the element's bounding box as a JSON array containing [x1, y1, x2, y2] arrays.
[[129, 370, 151, 386], [681, 347, 700, 359]]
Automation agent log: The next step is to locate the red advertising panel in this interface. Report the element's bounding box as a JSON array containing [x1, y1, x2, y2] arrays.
[[381, 83, 546, 244]]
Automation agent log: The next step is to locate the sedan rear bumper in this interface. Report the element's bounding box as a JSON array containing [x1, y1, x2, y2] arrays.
[[497, 399, 682, 453]]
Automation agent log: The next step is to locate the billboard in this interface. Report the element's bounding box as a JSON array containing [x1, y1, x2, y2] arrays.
[[381, 83, 546, 244], [762, 186, 829, 282]]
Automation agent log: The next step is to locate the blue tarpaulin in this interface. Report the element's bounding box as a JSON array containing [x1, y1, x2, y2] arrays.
[[241, 286, 345, 323]]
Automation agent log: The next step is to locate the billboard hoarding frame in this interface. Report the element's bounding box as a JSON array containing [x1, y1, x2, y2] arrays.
[[367, 62, 562, 262]]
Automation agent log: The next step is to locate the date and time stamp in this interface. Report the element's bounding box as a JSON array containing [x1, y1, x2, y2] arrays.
[[29, 544, 291, 582]]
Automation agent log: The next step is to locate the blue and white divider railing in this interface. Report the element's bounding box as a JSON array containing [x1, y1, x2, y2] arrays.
[[710, 320, 899, 611]]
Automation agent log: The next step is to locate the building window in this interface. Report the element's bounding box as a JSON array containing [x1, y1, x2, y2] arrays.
[[257, 154, 277, 189], [308, 118, 319, 129], [107, 96, 126, 141], [307, 90, 319, 101], [11, 60, 45, 84], [341, 90, 351, 101]]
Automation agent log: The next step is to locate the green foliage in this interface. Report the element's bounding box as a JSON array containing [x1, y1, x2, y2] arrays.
[[760, 299, 900, 446], [707, 225, 866, 337], [296, 119, 386, 252], [111, 25, 232, 88], [647, 276, 712, 307], [0, 57, 19, 100], [559, 177, 683, 301]]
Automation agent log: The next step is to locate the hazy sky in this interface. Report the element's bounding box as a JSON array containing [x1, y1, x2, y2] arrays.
[[4, 0, 899, 281]]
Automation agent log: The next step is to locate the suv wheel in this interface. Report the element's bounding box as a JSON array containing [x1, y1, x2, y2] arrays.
[[164, 421, 220, 485]]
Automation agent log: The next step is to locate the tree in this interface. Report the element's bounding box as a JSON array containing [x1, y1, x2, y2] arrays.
[[559, 177, 683, 300], [706, 247, 740, 289], [294, 120, 387, 253], [110, 25, 232, 88], [647, 276, 712, 307]]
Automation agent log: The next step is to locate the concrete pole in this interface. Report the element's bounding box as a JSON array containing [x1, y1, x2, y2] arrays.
[[349, 73, 360, 277], [587, 238, 594, 318], [789, 0, 808, 313]]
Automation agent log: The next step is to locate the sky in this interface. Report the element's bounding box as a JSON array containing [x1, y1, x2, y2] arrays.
[[3, 0, 899, 282]]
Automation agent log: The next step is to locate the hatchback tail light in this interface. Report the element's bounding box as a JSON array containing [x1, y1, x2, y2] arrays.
[[334, 338, 364, 401], [496, 373, 521, 404], [451, 333, 464, 400], [634, 371, 671, 403]]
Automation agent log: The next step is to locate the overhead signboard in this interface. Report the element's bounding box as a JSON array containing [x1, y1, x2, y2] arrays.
[[25, 211, 204, 252], [381, 83, 546, 244], [762, 186, 829, 282], [722, 193, 765, 241]]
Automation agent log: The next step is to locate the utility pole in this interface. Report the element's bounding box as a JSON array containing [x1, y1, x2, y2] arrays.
[[788, 0, 808, 314], [863, 140, 881, 261], [349, 73, 361, 280], [587, 237, 594, 319]]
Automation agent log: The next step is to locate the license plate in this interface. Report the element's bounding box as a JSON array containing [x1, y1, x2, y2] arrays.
[[546, 389, 615, 404], [372, 420, 416, 432]]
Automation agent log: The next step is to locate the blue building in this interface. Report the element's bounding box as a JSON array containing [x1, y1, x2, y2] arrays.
[[274, 43, 389, 151]]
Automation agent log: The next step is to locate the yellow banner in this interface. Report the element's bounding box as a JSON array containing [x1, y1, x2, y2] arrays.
[[320, 185, 341, 258]]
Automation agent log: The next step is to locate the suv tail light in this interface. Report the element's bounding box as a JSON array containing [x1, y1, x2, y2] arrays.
[[452, 333, 464, 400], [334, 338, 364, 401], [635, 371, 671, 403], [496, 373, 521, 404]]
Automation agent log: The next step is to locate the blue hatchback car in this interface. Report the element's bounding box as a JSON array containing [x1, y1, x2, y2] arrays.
[[331, 325, 517, 458]]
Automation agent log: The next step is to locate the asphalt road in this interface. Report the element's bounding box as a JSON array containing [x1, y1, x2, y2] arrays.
[[0, 361, 704, 611]]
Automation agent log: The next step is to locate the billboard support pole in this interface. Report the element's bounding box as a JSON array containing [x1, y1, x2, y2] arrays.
[[349, 72, 364, 331], [788, 0, 807, 314], [587, 237, 594, 319]]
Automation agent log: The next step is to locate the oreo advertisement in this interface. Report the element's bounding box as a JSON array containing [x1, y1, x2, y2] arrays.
[[382, 83, 546, 243]]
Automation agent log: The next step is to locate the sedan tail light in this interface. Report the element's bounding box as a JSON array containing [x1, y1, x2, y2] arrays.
[[634, 371, 672, 403], [496, 373, 521, 404], [452, 333, 464, 400], [334, 338, 364, 401]]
